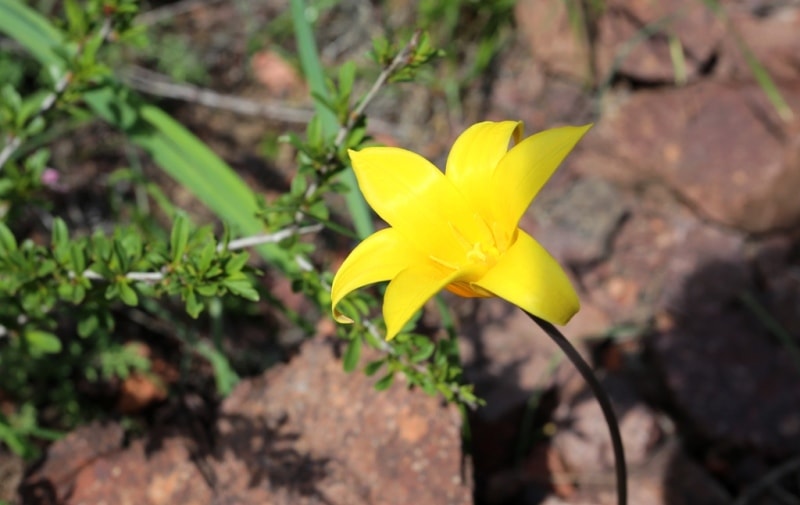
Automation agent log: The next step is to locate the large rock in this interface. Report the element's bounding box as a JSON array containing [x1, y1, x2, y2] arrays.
[[21, 338, 471, 505], [594, 0, 724, 84], [575, 80, 800, 233], [650, 253, 800, 457], [540, 439, 731, 505], [717, 6, 800, 83], [515, 0, 593, 83]]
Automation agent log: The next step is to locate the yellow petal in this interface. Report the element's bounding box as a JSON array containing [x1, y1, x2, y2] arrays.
[[492, 124, 592, 234], [474, 230, 579, 325], [348, 147, 493, 264], [445, 121, 522, 217], [383, 263, 460, 340], [331, 227, 420, 323]]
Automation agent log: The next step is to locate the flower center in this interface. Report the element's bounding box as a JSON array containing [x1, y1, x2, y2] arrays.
[[466, 241, 498, 265]]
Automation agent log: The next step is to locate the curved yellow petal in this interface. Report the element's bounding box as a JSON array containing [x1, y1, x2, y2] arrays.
[[331, 227, 421, 323], [492, 124, 592, 234], [445, 121, 522, 216], [348, 147, 492, 263], [474, 230, 579, 325], [383, 263, 460, 340]]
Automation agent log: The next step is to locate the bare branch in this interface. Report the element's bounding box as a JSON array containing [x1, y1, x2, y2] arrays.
[[122, 66, 315, 124]]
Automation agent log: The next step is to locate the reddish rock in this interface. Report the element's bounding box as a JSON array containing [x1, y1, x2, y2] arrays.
[[25, 339, 471, 505], [213, 337, 471, 505], [22, 422, 124, 503], [0, 449, 24, 503], [515, 0, 593, 83], [71, 437, 211, 505], [551, 375, 662, 476], [576, 81, 800, 233], [456, 297, 578, 422], [717, 6, 800, 83], [540, 439, 731, 505], [579, 184, 745, 325], [594, 0, 723, 84], [651, 267, 800, 455], [530, 176, 629, 266]]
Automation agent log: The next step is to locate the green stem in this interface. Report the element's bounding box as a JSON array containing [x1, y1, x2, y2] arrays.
[[526, 312, 627, 505]]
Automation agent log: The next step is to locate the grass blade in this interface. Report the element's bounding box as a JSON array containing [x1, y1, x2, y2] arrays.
[[289, 0, 373, 239], [0, 0, 65, 70]]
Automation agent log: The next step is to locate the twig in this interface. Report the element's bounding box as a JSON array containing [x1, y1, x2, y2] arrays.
[[0, 72, 70, 170], [333, 30, 421, 148], [0, 19, 113, 171], [79, 224, 322, 283], [135, 0, 227, 26], [122, 66, 314, 124], [222, 224, 321, 251], [295, 31, 423, 220]]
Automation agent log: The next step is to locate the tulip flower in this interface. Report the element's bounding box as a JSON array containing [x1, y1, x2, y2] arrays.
[[330, 120, 626, 504], [331, 120, 591, 341]]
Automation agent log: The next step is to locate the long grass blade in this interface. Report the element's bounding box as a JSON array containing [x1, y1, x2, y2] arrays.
[[289, 0, 373, 239]]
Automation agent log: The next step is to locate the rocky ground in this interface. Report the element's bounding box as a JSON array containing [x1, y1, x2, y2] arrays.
[[4, 0, 800, 503]]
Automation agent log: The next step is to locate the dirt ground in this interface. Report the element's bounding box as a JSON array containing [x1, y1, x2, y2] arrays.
[[5, 0, 800, 504]]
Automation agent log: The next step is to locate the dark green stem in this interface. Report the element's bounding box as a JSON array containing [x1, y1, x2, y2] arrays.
[[526, 312, 627, 505]]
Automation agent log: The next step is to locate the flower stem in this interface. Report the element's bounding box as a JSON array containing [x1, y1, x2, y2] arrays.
[[526, 312, 627, 505]]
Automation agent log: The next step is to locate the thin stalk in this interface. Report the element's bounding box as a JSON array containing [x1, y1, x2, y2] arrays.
[[526, 312, 627, 505]]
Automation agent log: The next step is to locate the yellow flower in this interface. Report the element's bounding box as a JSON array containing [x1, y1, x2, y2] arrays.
[[331, 121, 591, 340]]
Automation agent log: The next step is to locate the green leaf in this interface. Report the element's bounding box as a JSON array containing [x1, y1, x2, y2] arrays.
[[224, 252, 249, 274], [24, 329, 62, 355], [374, 372, 394, 391], [69, 241, 86, 272], [0, 222, 17, 254], [342, 336, 362, 372], [337, 61, 356, 98], [222, 277, 259, 301], [77, 314, 98, 338], [363, 358, 384, 377], [51, 217, 68, 248], [195, 241, 216, 274], [118, 282, 138, 306], [63, 0, 86, 36], [195, 284, 218, 297], [410, 337, 435, 363], [196, 342, 239, 396], [1, 84, 21, 114], [185, 289, 203, 318], [170, 213, 190, 263]]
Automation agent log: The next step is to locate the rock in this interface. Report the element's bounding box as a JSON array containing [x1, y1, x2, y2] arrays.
[[575, 80, 800, 233], [71, 437, 211, 505], [540, 439, 730, 505], [21, 422, 124, 503], [515, 0, 593, 83], [530, 177, 629, 266], [650, 257, 800, 456], [594, 0, 723, 84], [24, 339, 471, 505], [456, 297, 576, 422], [551, 374, 662, 475], [0, 449, 24, 503], [717, 6, 800, 83], [579, 184, 745, 325], [490, 43, 593, 130], [213, 338, 471, 505]]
